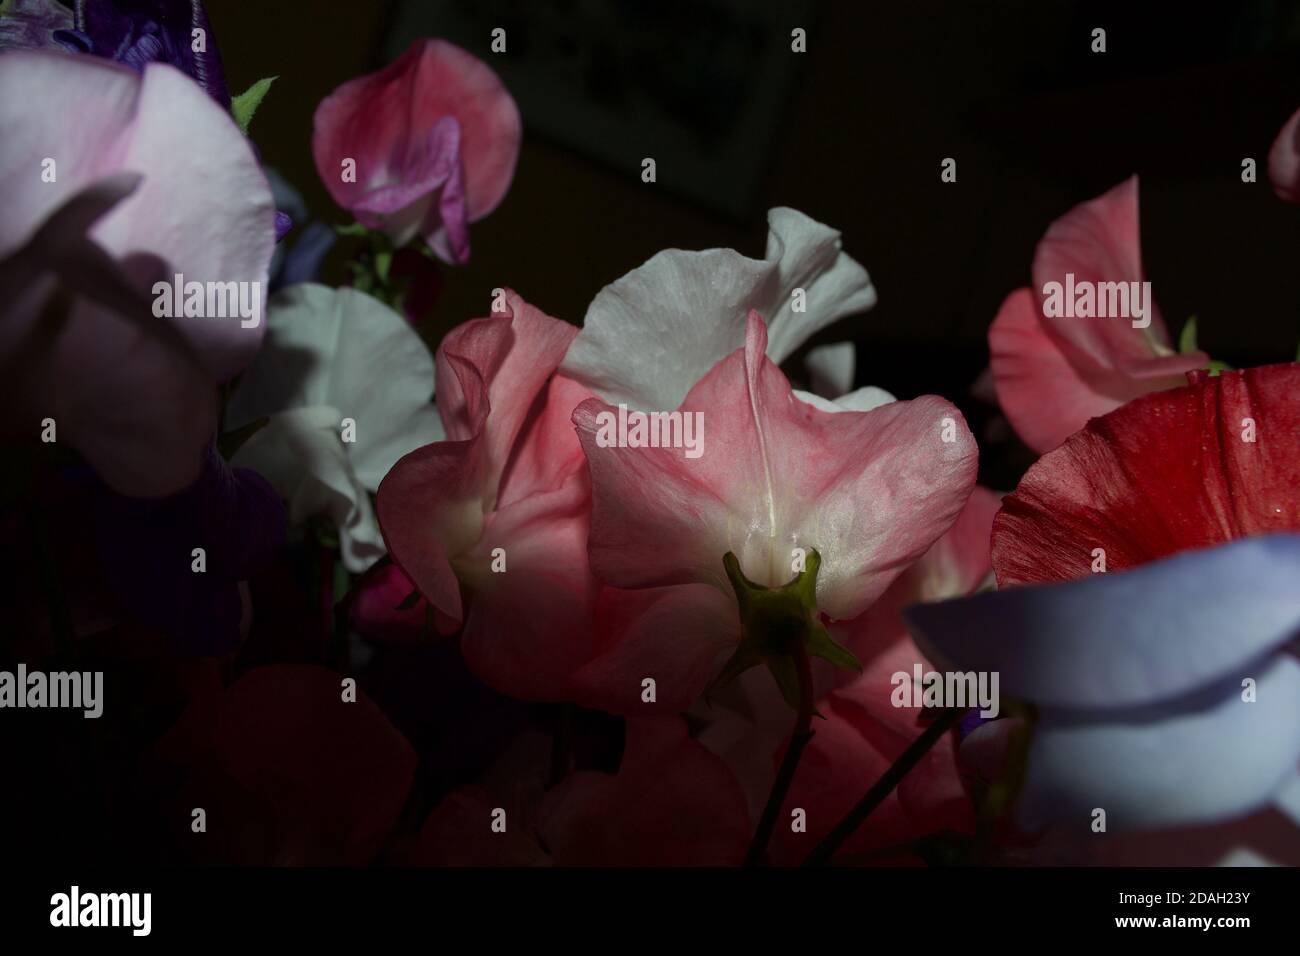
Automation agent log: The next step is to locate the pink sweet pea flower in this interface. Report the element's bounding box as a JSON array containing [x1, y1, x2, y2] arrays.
[[700, 486, 999, 845], [312, 38, 522, 264], [988, 176, 1207, 454], [376, 290, 599, 700], [569, 312, 979, 713], [0, 51, 275, 496]]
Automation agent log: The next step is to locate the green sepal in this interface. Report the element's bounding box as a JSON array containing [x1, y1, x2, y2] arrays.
[[706, 548, 860, 711], [1178, 315, 1198, 354], [231, 76, 277, 135]]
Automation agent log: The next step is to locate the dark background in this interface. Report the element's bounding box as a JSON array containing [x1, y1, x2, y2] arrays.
[[212, 0, 1300, 390]]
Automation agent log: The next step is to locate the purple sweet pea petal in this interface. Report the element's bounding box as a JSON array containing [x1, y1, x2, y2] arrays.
[[0, 0, 74, 50], [273, 209, 293, 242], [75, 0, 228, 105], [93, 444, 286, 656], [905, 534, 1300, 710]]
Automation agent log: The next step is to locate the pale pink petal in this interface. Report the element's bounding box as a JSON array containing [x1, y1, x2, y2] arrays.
[[989, 287, 1200, 453], [574, 312, 978, 621]]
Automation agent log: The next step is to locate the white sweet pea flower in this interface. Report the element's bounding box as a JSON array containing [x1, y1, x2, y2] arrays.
[[227, 284, 443, 571], [561, 207, 877, 410]]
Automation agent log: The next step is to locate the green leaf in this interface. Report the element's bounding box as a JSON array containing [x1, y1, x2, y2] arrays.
[[231, 76, 277, 134], [335, 222, 370, 237], [1178, 315, 1198, 354]]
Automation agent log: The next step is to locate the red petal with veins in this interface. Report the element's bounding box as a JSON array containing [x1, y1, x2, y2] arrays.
[[993, 363, 1300, 586]]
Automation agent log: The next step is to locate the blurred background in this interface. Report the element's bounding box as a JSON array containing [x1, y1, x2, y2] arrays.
[[214, 0, 1300, 464]]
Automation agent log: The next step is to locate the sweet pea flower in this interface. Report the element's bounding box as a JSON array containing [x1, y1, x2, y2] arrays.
[[561, 207, 877, 412], [0, 52, 275, 496], [907, 363, 1300, 833], [226, 284, 442, 573], [0, 0, 74, 51], [51, 0, 229, 105], [570, 313, 979, 712], [376, 290, 599, 700], [312, 38, 522, 264], [701, 486, 999, 853], [909, 536, 1300, 833], [988, 176, 1208, 453]]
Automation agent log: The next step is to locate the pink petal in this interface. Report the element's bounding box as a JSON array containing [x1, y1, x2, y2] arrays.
[[570, 583, 739, 715], [458, 478, 600, 702], [312, 39, 521, 258], [1031, 176, 1173, 370], [376, 290, 578, 630], [1268, 106, 1300, 203], [994, 177, 1208, 458], [573, 311, 978, 621], [539, 718, 751, 865], [769, 671, 972, 865]]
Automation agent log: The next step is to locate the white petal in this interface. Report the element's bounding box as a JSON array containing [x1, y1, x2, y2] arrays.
[[805, 341, 855, 398], [232, 407, 385, 572], [562, 207, 875, 410], [227, 284, 442, 490]]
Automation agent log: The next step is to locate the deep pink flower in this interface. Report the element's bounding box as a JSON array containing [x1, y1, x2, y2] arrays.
[[0, 52, 275, 496], [988, 176, 1206, 453], [312, 38, 521, 264]]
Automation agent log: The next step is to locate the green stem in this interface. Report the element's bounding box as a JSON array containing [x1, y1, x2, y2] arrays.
[[744, 642, 815, 866], [803, 706, 966, 867]]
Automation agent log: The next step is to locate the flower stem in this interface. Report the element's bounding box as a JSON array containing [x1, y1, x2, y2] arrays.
[[744, 642, 815, 867], [803, 706, 966, 867]]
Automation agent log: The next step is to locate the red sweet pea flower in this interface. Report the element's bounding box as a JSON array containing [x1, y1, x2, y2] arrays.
[[312, 38, 521, 264], [989, 176, 1207, 453], [992, 363, 1300, 586]]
